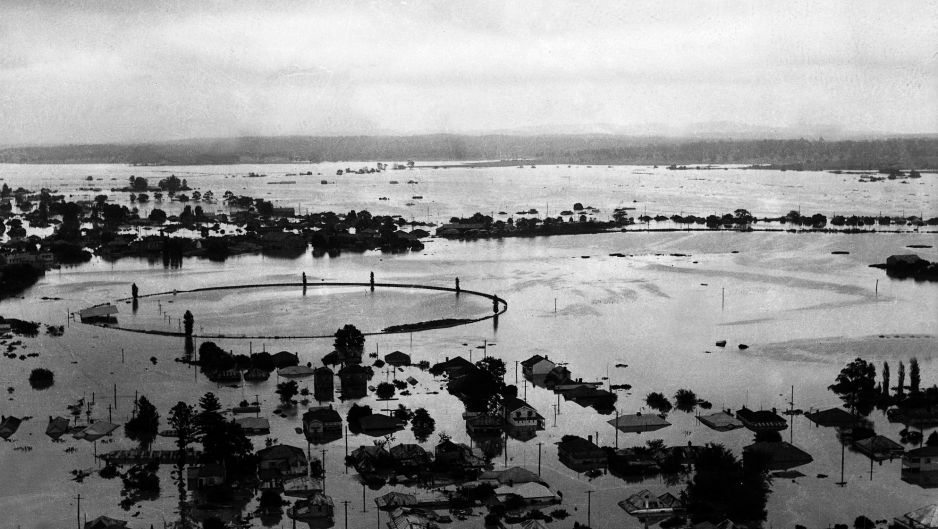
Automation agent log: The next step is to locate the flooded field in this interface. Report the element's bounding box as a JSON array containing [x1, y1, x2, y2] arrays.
[[0, 163, 937, 528]]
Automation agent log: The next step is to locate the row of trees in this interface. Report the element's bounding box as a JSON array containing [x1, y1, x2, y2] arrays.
[[829, 357, 930, 416], [126, 392, 256, 481]]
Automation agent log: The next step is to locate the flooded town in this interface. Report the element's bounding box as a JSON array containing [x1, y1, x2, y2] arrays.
[[1, 2, 937, 529]]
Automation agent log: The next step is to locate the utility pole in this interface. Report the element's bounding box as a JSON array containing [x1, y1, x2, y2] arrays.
[[586, 490, 593, 528], [321, 449, 327, 492], [537, 442, 542, 476], [503, 431, 508, 467], [615, 409, 619, 449], [76, 493, 81, 529], [342, 500, 350, 529], [837, 442, 846, 486]]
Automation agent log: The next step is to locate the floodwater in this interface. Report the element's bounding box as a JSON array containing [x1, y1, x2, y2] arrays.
[[0, 163, 937, 529], [119, 286, 493, 338]]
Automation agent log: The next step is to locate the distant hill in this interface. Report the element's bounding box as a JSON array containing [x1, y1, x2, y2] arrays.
[[1, 134, 936, 169]]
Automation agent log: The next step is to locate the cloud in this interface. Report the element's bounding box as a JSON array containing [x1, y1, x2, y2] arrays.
[[0, 0, 936, 144]]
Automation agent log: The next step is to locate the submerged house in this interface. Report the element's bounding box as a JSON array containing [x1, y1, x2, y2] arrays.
[[466, 412, 503, 436], [78, 304, 118, 324], [521, 355, 555, 378], [430, 356, 475, 378], [349, 444, 392, 474], [903, 446, 938, 473], [290, 492, 334, 521], [303, 406, 342, 443], [557, 435, 607, 471], [338, 364, 370, 398], [46, 416, 71, 440], [805, 407, 862, 428], [735, 407, 787, 431], [435, 438, 487, 470], [697, 411, 743, 432], [271, 351, 300, 368], [84, 516, 128, 529], [855, 435, 904, 461], [187, 464, 226, 490], [0, 416, 22, 440], [497, 397, 545, 432], [390, 443, 433, 469], [234, 416, 270, 436], [743, 441, 813, 470], [257, 444, 308, 480], [893, 504, 938, 529], [479, 466, 541, 486], [358, 413, 404, 434], [494, 482, 560, 506], [542, 366, 572, 389], [384, 351, 412, 367], [386, 507, 439, 529], [313, 366, 334, 401], [619, 489, 684, 517]]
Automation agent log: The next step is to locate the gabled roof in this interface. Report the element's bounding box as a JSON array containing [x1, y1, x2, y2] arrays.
[[79, 304, 118, 318], [736, 407, 787, 424], [520, 355, 547, 367], [74, 421, 119, 441], [188, 463, 226, 479], [384, 351, 411, 365], [902, 504, 938, 528], [908, 446, 938, 458], [375, 492, 417, 509], [386, 508, 438, 529], [390, 443, 430, 461], [278, 365, 314, 377], [481, 466, 540, 484], [0, 416, 22, 440], [563, 386, 615, 401], [432, 356, 474, 371], [558, 435, 603, 455], [502, 520, 548, 529], [743, 441, 813, 470], [257, 444, 306, 462], [620, 489, 684, 514], [84, 516, 128, 529], [698, 411, 743, 431], [46, 416, 71, 440], [235, 417, 270, 430], [502, 397, 538, 414], [608, 413, 671, 433], [304, 407, 342, 423], [358, 414, 403, 431], [494, 482, 557, 501], [805, 407, 861, 427], [855, 435, 904, 458]]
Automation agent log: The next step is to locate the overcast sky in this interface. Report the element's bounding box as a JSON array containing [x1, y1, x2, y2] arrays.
[[1, 0, 936, 145]]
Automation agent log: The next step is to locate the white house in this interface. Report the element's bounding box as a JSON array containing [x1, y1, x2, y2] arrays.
[[520, 355, 555, 378], [497, 397, 545, 430]]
